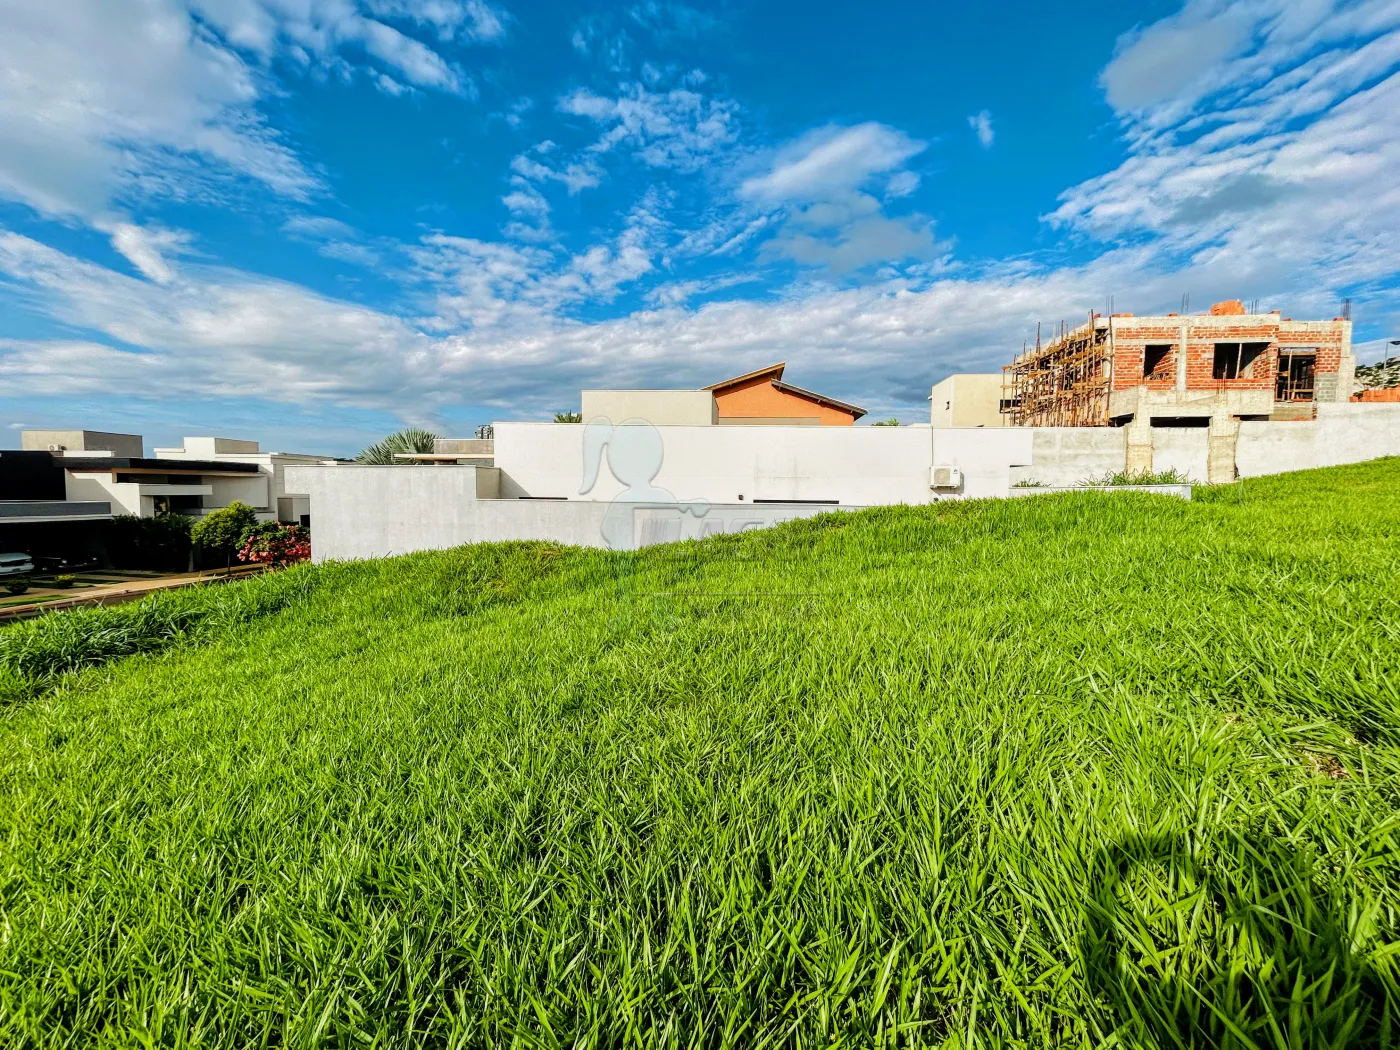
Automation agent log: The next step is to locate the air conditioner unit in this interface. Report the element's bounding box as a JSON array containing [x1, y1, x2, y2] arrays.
[[930, 465, 963, 489], [47, 443, 66, 452]]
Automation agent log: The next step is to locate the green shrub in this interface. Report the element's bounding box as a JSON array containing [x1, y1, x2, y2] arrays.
[[52, 575, 75, 589], [3, 576, 30, 596], [106, 513, 193, 571], [191, 502, 259, 567], [1082, 467, 1192, 486]]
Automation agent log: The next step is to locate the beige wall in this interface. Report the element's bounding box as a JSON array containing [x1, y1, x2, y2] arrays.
[[22, 430, 143, 456], [580, 389, 718, 426], [929, 375, 1006, 427]]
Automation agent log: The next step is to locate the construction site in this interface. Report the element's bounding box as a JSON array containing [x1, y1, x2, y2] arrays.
[[1000, 299, 1356, 429]]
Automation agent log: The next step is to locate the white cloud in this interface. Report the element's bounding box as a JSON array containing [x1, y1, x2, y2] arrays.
[[735, 123, 934, 272], [739, 123, 925, 203], [191, 0, 474, 90], [106, 223, 191, 284], [0, 0, 313, 221], [884, 171, 921, 199], [1100, 0, 1259, 114], [967, 110, 994, 149], [509, 151, 603, 194], [363, 0, 509, 42], [282, 216, 358, 239], [1052, 0, 1400, 309], [280, 214, 382, 266], [765, 214, 940, 273], [558, 83, 741, 172], [0, 0, 478, 233]]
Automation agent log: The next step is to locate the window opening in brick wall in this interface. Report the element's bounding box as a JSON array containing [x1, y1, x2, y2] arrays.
[[1143, 344, 1173, 379], [1275, 349, 1316, 402], [1213, 341, 1269, 379]]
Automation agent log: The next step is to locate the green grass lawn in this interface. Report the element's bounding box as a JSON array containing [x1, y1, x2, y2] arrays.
[[1, 461, 1398, 1048]]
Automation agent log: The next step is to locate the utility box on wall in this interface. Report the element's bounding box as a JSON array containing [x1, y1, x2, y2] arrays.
[[930, 465, 963, 490]]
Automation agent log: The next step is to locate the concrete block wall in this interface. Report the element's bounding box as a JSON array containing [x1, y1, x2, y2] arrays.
[[1012, 428, 1127, 487]]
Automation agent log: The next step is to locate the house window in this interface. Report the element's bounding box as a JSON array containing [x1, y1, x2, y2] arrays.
[[1276, 350, 1316, 402], [1143, 344, 1173, 379], [1213, 342, 1269, 379]]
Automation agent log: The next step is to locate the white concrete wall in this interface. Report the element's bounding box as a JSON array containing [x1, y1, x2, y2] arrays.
[[493, 422, 939, 506], [1150, 427, 1210, 482], [929, 428, 1033, 497], [285, 465, 850, 561], [206, 475, 270, 512], [579, 390, 717, 426], [65, 472, 141, 516], [1236, 403, 1400, 476]]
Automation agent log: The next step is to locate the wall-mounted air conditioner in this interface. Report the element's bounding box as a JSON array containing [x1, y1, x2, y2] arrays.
[[930, 465, 963, 489]]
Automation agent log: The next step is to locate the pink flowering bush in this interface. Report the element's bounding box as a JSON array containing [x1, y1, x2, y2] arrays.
[[237, 523, 311, 567]]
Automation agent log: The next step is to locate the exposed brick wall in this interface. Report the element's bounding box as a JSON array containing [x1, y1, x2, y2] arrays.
[[1110, 323, 1181, 392], [1108, 316, 1348, 395], [1353, 387, 1400, 402]]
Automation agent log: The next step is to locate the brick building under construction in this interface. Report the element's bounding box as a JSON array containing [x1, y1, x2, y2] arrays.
[[998, 300, 1356, 482], [1002, 299, 1354, 428]]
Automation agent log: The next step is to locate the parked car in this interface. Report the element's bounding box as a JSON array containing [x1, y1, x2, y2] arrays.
[[0, 552, 34, 577], [32, 554, 99, 574]]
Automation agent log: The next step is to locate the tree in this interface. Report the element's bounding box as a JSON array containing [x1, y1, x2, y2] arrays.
[[191, 501, 259, 568], [873, 417, 902, 426], [553, 411, 582, 423], [355, 428, 439, 464]]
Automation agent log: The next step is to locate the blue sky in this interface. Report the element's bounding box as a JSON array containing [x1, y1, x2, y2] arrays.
[[1, 0, 1398, 456]]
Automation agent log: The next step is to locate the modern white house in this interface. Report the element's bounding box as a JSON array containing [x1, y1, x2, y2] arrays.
[[152, 437, 335, 523], [20, 431, 334, 522]]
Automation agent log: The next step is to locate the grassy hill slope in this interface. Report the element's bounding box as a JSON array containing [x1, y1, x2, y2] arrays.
[[2, 461, 1399, 1047]]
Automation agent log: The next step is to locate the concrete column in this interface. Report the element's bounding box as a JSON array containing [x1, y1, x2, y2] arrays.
[[1125, 415, 1153, 474], [1207, 396, 1239, 484], [1177, 321, 1189, 393]]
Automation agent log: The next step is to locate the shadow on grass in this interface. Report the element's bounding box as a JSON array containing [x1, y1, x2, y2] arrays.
[[1082, 833, 1397, 1049]]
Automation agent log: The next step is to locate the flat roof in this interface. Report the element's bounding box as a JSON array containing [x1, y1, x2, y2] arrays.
[[59, 457, 261, 475]]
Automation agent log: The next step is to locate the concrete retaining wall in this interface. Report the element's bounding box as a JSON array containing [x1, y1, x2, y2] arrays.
[[1236, 403, 1400, 477]]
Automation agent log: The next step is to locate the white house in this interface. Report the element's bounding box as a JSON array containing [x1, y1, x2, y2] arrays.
[[20, 430, 334, 522], [152, 437, 336, 523]]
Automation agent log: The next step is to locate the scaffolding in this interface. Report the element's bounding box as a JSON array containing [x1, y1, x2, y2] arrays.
[[1002, 313, 1113, 427]]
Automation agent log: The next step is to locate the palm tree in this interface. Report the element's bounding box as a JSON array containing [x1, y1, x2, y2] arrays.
[[554, 411, 582, 423], [355, 428, 439, 464]]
